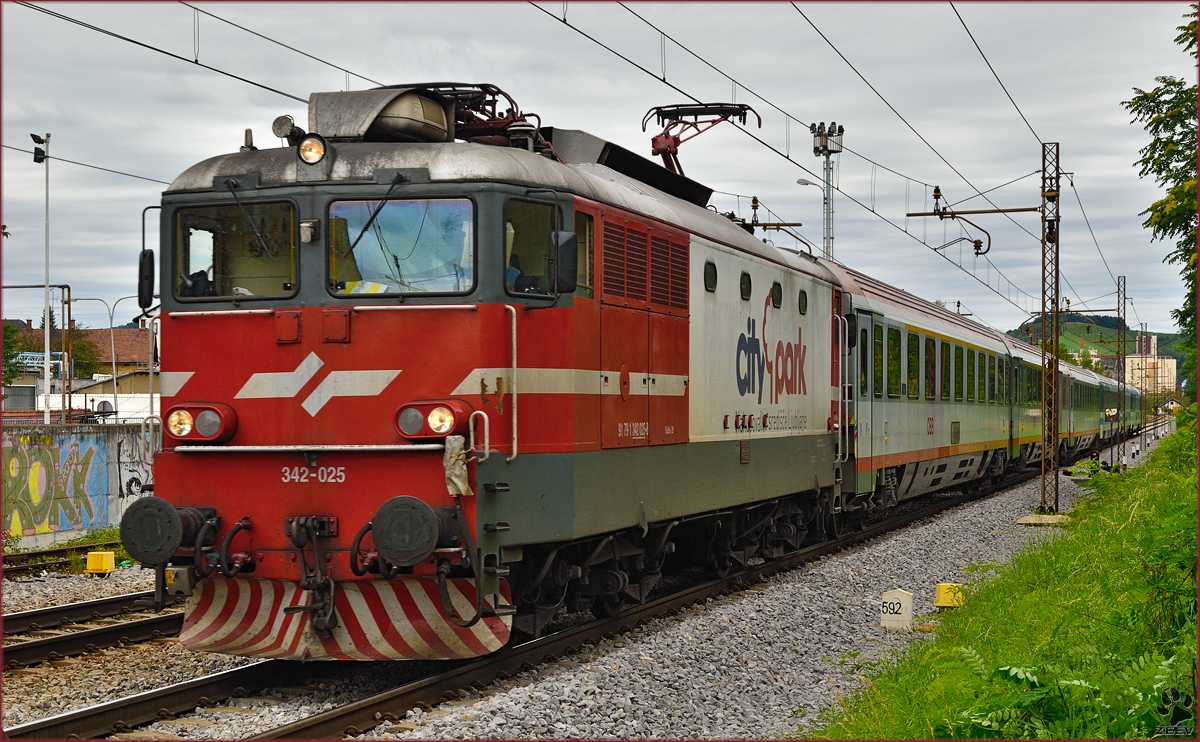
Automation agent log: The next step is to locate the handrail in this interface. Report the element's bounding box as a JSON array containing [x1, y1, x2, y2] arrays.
[[468, 410, 490, 463], [148, 315, 160, 418], [352, 304, 478, 312], [141, 416, 162, 465], [167, 309, 274, 317], [505, 305, 518, 462], [174, 444, 444, 453]]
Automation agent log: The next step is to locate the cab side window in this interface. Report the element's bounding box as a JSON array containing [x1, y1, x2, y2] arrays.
[[574, 211, 594, 298]]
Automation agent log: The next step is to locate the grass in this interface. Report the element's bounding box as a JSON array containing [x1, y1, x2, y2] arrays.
[[4, 526, 133, 570], [799, 408, 1197, 739]]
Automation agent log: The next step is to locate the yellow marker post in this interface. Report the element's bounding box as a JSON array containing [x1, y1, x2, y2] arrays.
[[934, 583, 964, 610]]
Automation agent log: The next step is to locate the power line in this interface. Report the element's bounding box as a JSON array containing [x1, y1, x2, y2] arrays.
[[1064, 175, 1118, 285], [530, 2, 1039, 315], [947, 170, 1038, 207], [2, 145, 171, 185], [949, 2, 1041, 144], [790, 3, 1044, 248], [616, 2, 934, 188], [179, 2, 384, 87], [15, 1, 308, 103]]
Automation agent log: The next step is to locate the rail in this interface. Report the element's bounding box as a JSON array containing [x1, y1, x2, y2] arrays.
[[2, 591, 155, 634], [3, 612, 183, 668], [3, 541, 123, 578]]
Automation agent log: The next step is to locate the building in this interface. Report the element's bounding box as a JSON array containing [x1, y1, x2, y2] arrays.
[[1125, 353, 1177, 394]]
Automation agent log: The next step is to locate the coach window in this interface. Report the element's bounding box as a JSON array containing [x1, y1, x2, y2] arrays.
[[771, 282, 783, 308], [859, 328, 869, 397], [574, 212, 595, 298], [998, 358, 1006, 403], [954, 346, 964, 401], [798, 289, 808, 314], [924, 337, 936, 400], [966, 349, 976, 402], [988, 355, 996, 402], [941, 341, 951, 400], [175, 202, 297, 299], [873, 323, 884, 398], [740, 272, 752, 300], [887, 327, 901, 398], [907, 332, 919, 399], [328, 198, 474, 296], [703, 262, 717, 292]]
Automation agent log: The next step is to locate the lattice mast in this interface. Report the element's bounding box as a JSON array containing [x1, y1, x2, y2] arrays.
[[1116, 275, 1127, 468], [1040, 143, 1061, 512]]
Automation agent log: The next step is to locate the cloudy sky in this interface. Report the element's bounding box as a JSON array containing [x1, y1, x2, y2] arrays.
[[2, 2, 1193, 335]]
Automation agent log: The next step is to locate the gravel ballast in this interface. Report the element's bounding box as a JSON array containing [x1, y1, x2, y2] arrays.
[[0, 437, 1160, 738], [2, 565, 155, 613]]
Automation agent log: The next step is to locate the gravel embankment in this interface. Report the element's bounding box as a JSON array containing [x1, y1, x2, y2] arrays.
[[2, 565, 155, 613], [0, 435, 1161, 738]]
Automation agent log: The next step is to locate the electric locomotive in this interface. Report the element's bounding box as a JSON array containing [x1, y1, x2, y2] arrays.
[[120, 83, 1140, 661]]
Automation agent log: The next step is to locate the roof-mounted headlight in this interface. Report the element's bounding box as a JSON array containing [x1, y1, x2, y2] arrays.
[[298, 134, 327, 165]]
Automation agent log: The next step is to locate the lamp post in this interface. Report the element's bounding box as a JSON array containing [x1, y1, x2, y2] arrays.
[[32, 133, 50, 422], [795, 178, 825, 257], [807, 121, 844, 261], [73, 295, 137, 421]]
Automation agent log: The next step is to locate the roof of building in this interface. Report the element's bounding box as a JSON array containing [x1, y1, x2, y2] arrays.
[[17, 327, 152, 364]]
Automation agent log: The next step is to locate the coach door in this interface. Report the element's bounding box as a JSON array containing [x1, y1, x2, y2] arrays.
[[854, 311, 876, 495]]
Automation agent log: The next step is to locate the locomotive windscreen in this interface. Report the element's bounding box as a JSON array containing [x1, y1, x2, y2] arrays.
[[174, 202, 296, 299], [328, 198, 474, 295]]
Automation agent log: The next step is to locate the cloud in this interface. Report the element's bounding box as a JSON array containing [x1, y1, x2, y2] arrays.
[[2, 1, 1192, 333]]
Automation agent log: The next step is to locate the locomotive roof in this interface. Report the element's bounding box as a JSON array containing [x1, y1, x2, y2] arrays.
[[167, 137, 840, 286]]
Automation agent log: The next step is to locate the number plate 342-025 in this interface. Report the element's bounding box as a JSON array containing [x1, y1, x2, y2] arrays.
[[281, 466, 347, 483]]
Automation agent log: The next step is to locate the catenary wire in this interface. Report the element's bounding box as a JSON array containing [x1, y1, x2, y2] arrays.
[[947, 171, 1038, 207], [948, 2, 1041, 145], [790, 3, 1044, 248], [616, 2, 934, 188], [15, 1, 308, 103], [179, 2, 384, 87], [531, 2, 1039, 314], [1064, 175, 1119, 285], [2, 145, 171, 185]]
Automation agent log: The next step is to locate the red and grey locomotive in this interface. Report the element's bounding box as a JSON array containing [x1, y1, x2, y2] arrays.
[[120, 83, 1140, 661]]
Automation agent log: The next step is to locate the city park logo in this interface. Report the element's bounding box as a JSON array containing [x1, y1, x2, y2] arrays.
[[735, 295, 808, 404]]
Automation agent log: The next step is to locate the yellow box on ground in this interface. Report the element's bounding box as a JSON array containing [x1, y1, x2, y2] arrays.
[[934, 583, 964, 609], [85, 550, 117, 575]]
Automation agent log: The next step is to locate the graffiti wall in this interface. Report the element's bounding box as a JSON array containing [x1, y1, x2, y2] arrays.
[[3, 424, 154, 544]]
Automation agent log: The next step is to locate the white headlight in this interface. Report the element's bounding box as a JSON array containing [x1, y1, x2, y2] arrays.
[[167, 410, 194, 436], [298, 135, 326, 164], [427, 406, 455, 435], [195, 409, 222, 437]]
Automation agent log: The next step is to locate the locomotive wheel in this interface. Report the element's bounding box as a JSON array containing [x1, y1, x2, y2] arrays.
[[826, 512, 844, 539], [705, 554, 734, 579], [590, 595, 624, 619]]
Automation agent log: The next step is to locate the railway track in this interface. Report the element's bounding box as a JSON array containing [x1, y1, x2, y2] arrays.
[[3, 541, 123, 578], [3, 594, 183, 669], [5, 433, 1161, 740], [2, 467, 1039, 740]]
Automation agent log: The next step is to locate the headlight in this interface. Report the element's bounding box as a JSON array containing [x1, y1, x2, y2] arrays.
[[195, 409, 222, 437], [398, 407, 424, 436], [298, 134, 326, 164], [167, 410, 194, 436], [427, 406, 455, 434]]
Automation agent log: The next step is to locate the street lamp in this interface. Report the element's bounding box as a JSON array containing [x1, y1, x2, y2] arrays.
[[806, 121, 844, 261], [72, 295, 137, 421], [32, 132, 50, 422]]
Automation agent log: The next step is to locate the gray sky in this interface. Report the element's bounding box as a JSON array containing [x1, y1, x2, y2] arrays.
[[2, 2, 1193, 335]]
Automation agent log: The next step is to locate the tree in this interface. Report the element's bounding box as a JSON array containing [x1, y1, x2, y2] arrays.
[[1122, 5, 1197, 398], [3, 322, 20, 389], [39, 307, 58, 331]]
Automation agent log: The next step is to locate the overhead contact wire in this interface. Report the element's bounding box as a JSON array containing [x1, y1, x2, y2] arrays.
[[949, 1, 1041, 145], [179, 2, 384, 87], [15, 1, 309, 103], [531, 2, 1038, 314], [2, 145, 171, 184]]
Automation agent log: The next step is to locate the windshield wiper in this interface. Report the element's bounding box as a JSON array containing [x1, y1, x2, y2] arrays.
[[223, 179, 276, 259], [347, 172, 406, 257]]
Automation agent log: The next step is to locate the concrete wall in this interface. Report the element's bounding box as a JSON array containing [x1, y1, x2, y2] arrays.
[[2, 423, 155, 549]]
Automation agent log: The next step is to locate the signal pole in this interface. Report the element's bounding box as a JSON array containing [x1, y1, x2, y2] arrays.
[[1040, 143, 1061, 512], [32, 133, 51, 423]]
